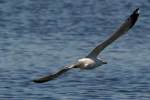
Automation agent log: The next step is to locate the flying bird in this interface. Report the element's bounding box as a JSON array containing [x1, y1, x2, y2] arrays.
[[33, 8, 139, 83]]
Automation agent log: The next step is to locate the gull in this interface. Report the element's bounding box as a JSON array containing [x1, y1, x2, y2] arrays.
[[33, 8, 139, 83]]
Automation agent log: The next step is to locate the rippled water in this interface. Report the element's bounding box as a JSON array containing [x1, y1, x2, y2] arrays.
[[0, 0, 150, 100]]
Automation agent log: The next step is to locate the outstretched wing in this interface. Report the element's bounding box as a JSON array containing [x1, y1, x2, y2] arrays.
[[33, 64, 76, 83], [87, 8, 139, 58]]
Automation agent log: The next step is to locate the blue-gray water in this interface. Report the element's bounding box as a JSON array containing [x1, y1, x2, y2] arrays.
[[0, 0, 150, 100]]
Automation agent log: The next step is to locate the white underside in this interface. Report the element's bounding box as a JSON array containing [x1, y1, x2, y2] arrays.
[[77, 58, 103, 69]]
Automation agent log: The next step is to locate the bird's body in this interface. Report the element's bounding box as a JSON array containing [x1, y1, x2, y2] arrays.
[[33, 8, 140, 83], [77, 58, 106, 69]]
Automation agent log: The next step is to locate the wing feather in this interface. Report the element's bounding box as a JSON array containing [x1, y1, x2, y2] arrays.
[[32, 64, 76, 83], [87, 8, 139, 58]]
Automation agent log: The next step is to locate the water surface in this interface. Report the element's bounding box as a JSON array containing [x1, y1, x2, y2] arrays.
[[0, 0, 150, 100]]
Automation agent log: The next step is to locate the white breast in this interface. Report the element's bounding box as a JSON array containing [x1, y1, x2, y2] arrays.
[[78, 58, 94, 63], [78, 58, 95, 69]]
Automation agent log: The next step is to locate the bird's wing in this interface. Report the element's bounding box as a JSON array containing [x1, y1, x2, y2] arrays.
[[33, 64, 77, 83], [87, 8, 140, 58]]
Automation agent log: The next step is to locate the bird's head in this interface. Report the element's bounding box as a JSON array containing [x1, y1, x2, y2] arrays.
[[98, 58, 107, 65], [101, 60, 107, 64], [102, 60, 107, 64]]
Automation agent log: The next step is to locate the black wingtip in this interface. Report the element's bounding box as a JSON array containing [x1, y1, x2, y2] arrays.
[[133, 8, 140, 15], [32, 79, 46, 83], [129, 8, 140, 28], [32, 76, 56, 83], [131, 8, 140, 17], [32, 78, 54, 83]]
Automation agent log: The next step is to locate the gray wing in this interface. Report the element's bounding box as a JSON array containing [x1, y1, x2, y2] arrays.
[[33, 64, 77, 83], [87, 8, 140, 58]]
